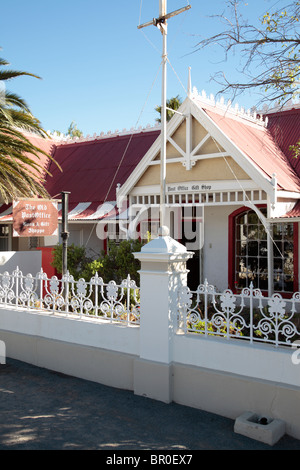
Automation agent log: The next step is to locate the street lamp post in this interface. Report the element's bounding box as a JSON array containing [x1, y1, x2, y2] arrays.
[[61, 191, 70, 277]]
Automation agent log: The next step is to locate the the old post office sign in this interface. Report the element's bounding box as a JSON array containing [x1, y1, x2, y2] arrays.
[[13, 199, 58, 237]]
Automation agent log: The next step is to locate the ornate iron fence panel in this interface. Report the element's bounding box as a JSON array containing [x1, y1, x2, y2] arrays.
[[178, 280, 300, 347], [0, 268, 140, 326]]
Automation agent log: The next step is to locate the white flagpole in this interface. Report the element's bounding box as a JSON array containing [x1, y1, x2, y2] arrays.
[[138, 1, 191, 234], [160, 0, 167, 231]]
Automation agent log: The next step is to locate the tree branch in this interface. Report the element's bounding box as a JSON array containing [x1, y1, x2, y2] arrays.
[[194, 0, 300, 106]]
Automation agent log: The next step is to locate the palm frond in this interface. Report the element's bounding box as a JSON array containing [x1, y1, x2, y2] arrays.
[[3, 91, 31, 113], [0, 55, 62, 203]]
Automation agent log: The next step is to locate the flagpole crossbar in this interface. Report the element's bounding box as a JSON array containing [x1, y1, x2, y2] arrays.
[[137, 5, 191, 30]]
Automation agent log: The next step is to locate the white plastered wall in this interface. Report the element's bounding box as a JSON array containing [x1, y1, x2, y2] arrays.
[[60, 222, 105, 257], [202, 205, 235, 291]]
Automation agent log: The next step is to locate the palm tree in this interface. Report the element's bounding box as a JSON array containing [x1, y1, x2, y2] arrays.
[[155, 95, 182, 123], [0, 56, 60, 203], [67, 121, 83, 138]]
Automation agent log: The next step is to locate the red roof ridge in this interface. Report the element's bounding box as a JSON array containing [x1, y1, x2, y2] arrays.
[[203, 105, 300, 193], [263, 101, 300, 117], [48, 124, 161, 147], [191, 88, 268, 128]]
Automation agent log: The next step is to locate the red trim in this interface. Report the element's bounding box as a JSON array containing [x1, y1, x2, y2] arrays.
[[228, 205, 299, 297], [103, 224, 108, 253], [36, 247, 58, 278]]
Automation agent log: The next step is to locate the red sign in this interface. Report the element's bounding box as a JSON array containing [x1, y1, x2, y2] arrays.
[[13, 199, 58, 237]]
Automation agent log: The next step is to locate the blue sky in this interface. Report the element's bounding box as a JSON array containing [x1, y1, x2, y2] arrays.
[[0, 0, 279, 136]]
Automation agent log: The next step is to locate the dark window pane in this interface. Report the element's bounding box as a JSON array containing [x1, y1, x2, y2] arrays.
[[0, 238, 8, 250], [284, 241, 293, 256], [248, 212, 259, 224], [284, 225, 294, 240], [259, 241, 267, 256], [258, 226, 267, 240], [236, 241, 247, 256], [236, 213, 247, 225], [258, 275, 268, 291], [284, 276, 294, 291], [274, 258, 283, 270], [272, 224, 283, 240], [248, 225, 258, 240], [248, 241, 258, 256], [274, 241, 283, 257]]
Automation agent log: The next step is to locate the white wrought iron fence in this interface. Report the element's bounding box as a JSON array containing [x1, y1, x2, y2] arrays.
[[0, 268, 140, 326], [178, 280, 300, 348]]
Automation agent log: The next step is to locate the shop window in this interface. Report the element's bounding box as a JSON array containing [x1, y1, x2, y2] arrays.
[[229, 207, 298, 294], [107, 223, 127, 247], [29, 237, 40, 249], [0, 224, 9, 251]]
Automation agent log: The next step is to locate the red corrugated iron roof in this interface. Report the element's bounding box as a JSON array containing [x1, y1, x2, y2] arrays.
[[45, 130, 160, 208], [202, 106, 300, 193], [21, 132, 57, 181], [0, 203, 13, 222], [266, 107, 300, 178], [0, 129, 160, 222], [281, 200, 300, 218]]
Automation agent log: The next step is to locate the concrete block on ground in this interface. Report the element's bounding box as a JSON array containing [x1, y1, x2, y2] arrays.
[[234, 411, 286, 446]]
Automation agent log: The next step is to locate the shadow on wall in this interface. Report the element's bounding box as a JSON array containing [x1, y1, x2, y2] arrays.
[[0, 251, 41, 275]]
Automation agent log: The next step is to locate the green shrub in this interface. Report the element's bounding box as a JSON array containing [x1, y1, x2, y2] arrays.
[[51, 243, 91, 279], [99, 239, 143, 285], [51, 238, 143, 285], [189, 318, 243, 337], [80, 258, 104, 281]]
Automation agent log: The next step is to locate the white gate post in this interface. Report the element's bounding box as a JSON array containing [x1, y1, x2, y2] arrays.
[[133, 227, 193, 403]]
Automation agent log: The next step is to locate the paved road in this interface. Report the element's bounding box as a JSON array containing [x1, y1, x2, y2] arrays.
[[0, 358, 300, 452]]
